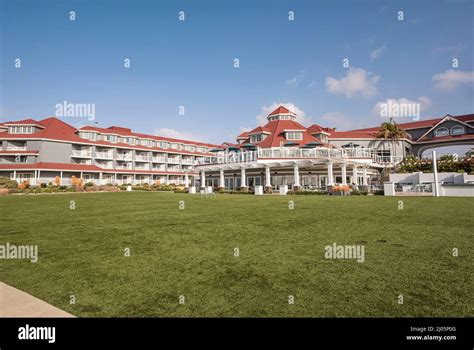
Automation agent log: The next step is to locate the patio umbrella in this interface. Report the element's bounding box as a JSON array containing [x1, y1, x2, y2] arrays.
[[302, 141, 322, 148], [341, 142, 360, 148], [226, 146, 240, 152], [284, 142, 298, 147], [242, 143, 256, 149], [210, 148, 223, 153]]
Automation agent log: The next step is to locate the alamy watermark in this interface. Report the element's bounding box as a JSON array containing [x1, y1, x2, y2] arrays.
[[55, 100, 95, 121], [0, 242, 38, 263], [324, 242, 365, 263], [378, 100, 421, 121]]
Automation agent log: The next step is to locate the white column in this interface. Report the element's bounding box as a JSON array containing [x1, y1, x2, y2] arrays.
[[200, 170, 205, 188], [265, 165, 271, 188], [219, 169, 225, 188], [363, 167, 368, 186], [240, 167, 246, 188], [13, 170, 16, 181], [184, 172, 189, 188], [293, 163, 300, 188], [341, 163, 347, 185], [60, 171, 63, 185], [433, 150, 440, 197], [352, 165, 358, 185], [327, 162, 334, 186], [99, 172, 103, 185]]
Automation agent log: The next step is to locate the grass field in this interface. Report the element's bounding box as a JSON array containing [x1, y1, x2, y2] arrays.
[[0, 192, 472, 317]]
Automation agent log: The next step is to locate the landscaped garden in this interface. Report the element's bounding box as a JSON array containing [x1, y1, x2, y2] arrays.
[[0, 192, 472, 317]]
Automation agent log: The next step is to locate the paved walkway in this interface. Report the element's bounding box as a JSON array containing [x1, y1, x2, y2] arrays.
[[0, 282, 74, 317]]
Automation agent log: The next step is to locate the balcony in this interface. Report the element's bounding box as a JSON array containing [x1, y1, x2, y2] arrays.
[[117, 164, 133, 170], [152, 156, 166, 163], [135, 165, 150, 171], [135, 155, 151, 162], [6, 146, 27, 151], [95, 152, 113, 159], [167, 157, 181, 164], [181, 157, 194, 165], [71, 149, 92, 158], [152, 166, 166, 171], [167, 166, 181, 172], [117, 153, 133, 161], [95, 161, 114, 169]]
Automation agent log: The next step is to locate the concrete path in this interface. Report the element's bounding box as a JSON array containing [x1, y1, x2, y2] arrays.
[[0, 282, 74, 317]]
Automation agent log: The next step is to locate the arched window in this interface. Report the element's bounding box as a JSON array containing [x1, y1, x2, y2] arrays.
[[451, 125, 465, 136], [435, 127, 449, 137]]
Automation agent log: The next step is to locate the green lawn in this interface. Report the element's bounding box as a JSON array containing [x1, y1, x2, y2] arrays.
[[0, 192, 472, 317]]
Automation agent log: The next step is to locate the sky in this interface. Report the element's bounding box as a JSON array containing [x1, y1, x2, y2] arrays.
[[1, 0, 473, 154]]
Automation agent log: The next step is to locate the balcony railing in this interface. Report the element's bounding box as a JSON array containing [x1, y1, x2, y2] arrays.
[[71, 150, 92, 157], [6, 146, 27, 151], [167, 157, 181, 164], [117, 154, 133, 160], [95, 161, 114, 169], [195, 147, 404, 166], [152, 156, 166, 163], [95, 152, 113, 159], [135, 155, 151, 162], [181, 158, 194, 165]]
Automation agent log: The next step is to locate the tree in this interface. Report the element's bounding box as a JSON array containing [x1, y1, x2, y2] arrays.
[[375, 118, 411, 159]]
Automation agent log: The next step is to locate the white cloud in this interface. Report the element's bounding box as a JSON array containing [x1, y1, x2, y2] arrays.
[[372, 96, 432, 119], [325, 67, 380, 98], [320, 112, 357, 131], [286, 70, 305, 88], [432, 69, 474, 91], [370, 45, 386, 62], [256, 102, 311, 125], [154, 128, 206, 142]]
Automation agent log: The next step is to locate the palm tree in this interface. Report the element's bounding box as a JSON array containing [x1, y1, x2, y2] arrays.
[[375, 118, 411, 160]]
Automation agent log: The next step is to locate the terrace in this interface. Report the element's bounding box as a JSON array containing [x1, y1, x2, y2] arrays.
[[196, 147, 403, 167]]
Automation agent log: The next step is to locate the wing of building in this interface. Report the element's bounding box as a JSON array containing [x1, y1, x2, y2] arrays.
[[1, 107, 473, 190]]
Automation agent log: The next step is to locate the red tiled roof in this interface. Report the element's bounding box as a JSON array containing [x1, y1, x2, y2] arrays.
[[0, 162, 198, 175], [328, 131, 380, 139], [255, 119, 320, 148], [0, 117, 220, 156], [79, 124, 220, 148], [307, 124, 334, 134], [237, 131, 249, 139], [417, 133, 474, 143], [0, 162, 102, 171], [268, 106, 296, 116], [349, 114, 474, 132], [248, 126, 271, 134], [1, 119, 46, 128], [0, 150, 39, 155]]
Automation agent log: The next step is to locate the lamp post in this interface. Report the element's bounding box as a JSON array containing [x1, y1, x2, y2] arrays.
[[432, 150, 440, 197]]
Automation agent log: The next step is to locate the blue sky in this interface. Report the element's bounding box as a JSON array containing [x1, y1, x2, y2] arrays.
[[1, 0, 473, 149]]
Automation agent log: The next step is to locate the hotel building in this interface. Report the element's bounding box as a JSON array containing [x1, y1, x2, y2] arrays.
[[1, 106, 473, 191]]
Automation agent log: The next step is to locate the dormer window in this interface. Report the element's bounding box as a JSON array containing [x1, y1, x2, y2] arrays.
[[286, 132, 303, 141], [435, 127, 449, 137], [451, 125, 465, 136], [251, 134, 263, 143], [9, 126, 34, 134]]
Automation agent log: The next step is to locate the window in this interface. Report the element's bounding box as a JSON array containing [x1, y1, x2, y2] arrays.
[[105, 135, 116, 143], [286, 132, 303, 140], [90, 133, 97, 141], [80, 132, 91, 139], [250, 134, 263, 143], [435, 127, 449, 137], [9, 126, 33, 134], [451, 125, 465, 136]]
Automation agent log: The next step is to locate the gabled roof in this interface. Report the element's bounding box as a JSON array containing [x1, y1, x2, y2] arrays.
[[307, 124, 333, 134], [247, 126, 271, 135], [2, 118, 46, 128], [268, 106, 295, 116], [254, 119, 321, 148], [349, 114, 474, 132], [414, 115, 474, 142]]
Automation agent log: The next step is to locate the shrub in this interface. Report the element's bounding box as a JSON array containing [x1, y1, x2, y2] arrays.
[[54, 176, 61, 186], [0, 176, 19, 189], [40, 183, 47, 188], [84, 182, 94, 187], [71, 176, 84, 191]]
